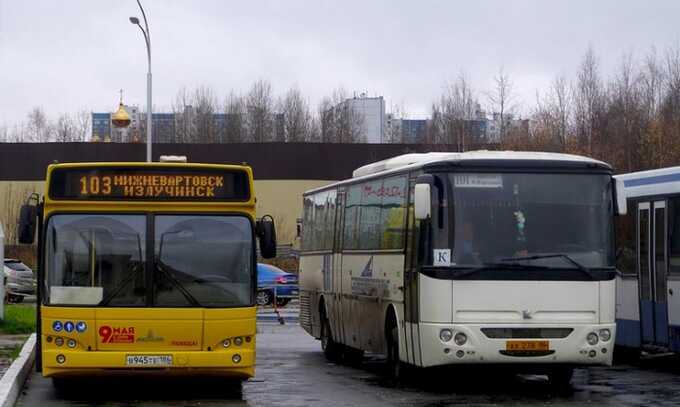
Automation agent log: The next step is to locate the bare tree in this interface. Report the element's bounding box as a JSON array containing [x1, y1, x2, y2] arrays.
[[317, 89, 364, 143], [440, 73, 477, 149], [224, 91, 245, 143], [573, 47, 605, 153], [53, 113, 76, 142], [279, 87, 312, 142], [26, 107, 50, 142], [193, 86, 219, 143], [246, 80, 275, 142], [487, 67, 517, 142], [172, 87, 193, 142]]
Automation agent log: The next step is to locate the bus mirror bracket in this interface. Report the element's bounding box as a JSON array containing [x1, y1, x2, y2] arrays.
[[414, 174, 434, 221], [614, 178, 627, 216], [257, 215, 277, 259], [17, 193, 40, 245]]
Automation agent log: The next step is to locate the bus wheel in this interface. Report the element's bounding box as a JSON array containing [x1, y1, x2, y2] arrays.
[[386, 326, 403, 383], [256, 290, 272, 306], [320, 313, 342, 362], [547, 367, 574, 388]]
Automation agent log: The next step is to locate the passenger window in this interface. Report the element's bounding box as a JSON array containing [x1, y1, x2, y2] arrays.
[[359, 179, 382, 250], [381, 176, 407, 249], [343, 185, 362, 249]]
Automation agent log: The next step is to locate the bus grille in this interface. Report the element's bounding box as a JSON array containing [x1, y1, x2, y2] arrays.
[[481, 328, 573, 339], [299, 291, 312, 330]]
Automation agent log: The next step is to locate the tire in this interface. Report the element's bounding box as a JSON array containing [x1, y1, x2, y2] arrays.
[[320, 311, 342, 362], [386, 325, 403, 383], [276, 298, 290, 307], [256, 290, 272, 306], [547, 367, 574, 388]]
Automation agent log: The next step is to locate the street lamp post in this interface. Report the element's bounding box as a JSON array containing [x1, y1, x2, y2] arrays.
[[130, 0, 152, 162]]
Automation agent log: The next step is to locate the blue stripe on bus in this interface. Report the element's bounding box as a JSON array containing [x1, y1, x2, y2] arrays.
[[615, 318, 641, 348], [623, 172, 680, 187], [670, 325, 680, 352], [654, 303, 669, 344]]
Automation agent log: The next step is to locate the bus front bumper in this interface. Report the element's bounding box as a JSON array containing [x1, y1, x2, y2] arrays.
[[42, 349, 255, 378], [417, 322, 615, 368]]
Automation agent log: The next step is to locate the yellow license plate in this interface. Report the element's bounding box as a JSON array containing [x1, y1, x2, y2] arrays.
[[505, 340, 549, 352]]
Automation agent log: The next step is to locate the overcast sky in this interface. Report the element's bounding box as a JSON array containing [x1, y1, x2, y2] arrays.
[[1, 0, 680, 125]]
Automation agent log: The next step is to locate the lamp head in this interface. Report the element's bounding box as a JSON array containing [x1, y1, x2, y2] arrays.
[[129, 17, 140, 25]]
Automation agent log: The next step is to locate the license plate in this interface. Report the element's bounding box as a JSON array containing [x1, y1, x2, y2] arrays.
[[505, 340, 549, 352], [125, 355, 173, 366]]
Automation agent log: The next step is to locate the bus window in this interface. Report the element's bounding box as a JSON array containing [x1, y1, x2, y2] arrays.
[[343, 185, 362, 249], [615, 212, 636, 275], [669, 198, 680, 275], [45, 214, 147, 306], [154, 215, 253, 307]]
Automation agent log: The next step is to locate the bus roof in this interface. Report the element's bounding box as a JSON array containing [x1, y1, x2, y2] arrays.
[[304, 150, 609, 196], [352, 151, 608, 178], [614, 166, 680, 199]]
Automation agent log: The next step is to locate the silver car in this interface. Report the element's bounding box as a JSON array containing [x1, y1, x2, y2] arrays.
[[3, 259, 36, 303]]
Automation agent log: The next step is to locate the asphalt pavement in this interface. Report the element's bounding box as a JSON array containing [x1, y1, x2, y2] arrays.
[[16, 321, 680, 406]]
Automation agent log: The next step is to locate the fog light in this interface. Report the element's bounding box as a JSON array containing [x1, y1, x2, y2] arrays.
[[223, 339, 231, 348], [589, 350, 597, 358], [234, 337, 243, 346], [456, 350, 464, 358], [55, 337, 64, 347], [599, 329, 611, 342], [439, 329, 453, 342], [602, 348, 607, 354], [56, 354, 66, 364], [587, 332, 599, 346], [67, 339, 76, 348], [454, 332, 468, 346], [245, 336, 252, 343], [232, 354, 241, 364], [444, 348, 450, 354]]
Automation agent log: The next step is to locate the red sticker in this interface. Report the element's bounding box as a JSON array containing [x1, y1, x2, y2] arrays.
[[99, 325, 135, 343]]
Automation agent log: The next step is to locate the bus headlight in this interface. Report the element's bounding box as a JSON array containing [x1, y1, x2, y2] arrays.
[[439, 329, 453, 342], [56, 354, 66, 364], [223, 339, 231, 348], [587, 332, 599, 345], [598, 329, 611, 342], [454, 332, 468, 346], [234, 337, 243, 346], [232, 354, 241, 364]]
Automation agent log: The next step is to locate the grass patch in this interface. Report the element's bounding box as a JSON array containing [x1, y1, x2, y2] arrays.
[[0, 304, 36, 335]]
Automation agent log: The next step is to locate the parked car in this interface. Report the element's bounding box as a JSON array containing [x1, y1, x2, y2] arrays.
[[256, 263, 298, 307], [3, 259, 36, 303]]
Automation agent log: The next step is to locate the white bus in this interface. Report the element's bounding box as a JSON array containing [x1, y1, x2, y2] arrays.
[[614, 166, 680, 353], [299, 151, 626, 386]]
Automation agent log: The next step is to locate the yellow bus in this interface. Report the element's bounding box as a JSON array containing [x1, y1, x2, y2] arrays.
[[18, 160, 277, 382]]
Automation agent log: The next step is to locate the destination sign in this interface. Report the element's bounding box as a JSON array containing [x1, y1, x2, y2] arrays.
[[49, 167, 250, 201]]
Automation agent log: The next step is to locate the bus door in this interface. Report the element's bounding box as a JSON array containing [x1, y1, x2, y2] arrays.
[[332, 190, 346, 344], [403, 180, 421, 366], [638, 201, 670, 346]]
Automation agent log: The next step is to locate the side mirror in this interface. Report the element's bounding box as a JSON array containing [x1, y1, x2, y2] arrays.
[[614, 178, 627, 216], [415, 184, 431, 220], [257, 215, 277, 259], [17, 194, 40, 244]]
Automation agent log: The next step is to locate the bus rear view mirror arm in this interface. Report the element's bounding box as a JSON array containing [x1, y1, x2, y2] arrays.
[[17, 193, 40, 245], [257, 215, 277, 259]]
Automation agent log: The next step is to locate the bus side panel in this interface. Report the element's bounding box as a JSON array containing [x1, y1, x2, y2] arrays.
[[341, 253, 405, 354], [615, 275, 642, 348], [669, 278, 680, 352], [299, 254, 325, 339]]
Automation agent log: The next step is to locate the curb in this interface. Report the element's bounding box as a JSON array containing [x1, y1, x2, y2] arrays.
[[0, 334, 36, 407]]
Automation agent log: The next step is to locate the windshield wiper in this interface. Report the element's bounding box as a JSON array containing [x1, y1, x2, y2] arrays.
[[498, 254, 597, 281], [155, 261, 202, 307]]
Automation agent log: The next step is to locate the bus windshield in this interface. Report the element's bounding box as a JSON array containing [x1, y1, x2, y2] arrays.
[[429, 172, 614, 269], [45, 214, 253, 307]]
